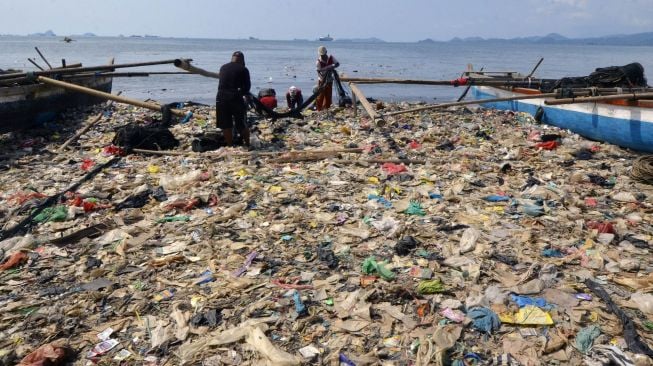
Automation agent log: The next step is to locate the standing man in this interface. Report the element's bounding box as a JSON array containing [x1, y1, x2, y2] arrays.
[[216, 51, 251, 146], [315, 46, 340, 111]]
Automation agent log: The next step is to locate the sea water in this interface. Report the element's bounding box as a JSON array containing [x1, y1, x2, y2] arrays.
[[2, 36, 652, 105]]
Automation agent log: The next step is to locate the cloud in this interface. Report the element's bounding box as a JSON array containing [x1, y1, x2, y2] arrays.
[[549, 0, 588, 7]]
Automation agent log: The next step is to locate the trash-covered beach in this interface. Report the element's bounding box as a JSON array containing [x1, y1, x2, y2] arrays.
[[1, 101, 653, 365]]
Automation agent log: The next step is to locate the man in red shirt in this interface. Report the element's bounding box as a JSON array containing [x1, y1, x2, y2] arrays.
[[316, 46, 340, 111]]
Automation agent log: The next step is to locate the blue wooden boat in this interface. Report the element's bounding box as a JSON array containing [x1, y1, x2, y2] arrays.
[[470, 82, 653, 153], [0, 74, 112, 134]]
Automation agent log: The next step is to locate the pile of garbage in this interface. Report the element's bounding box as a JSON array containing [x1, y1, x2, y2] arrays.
[[0, 100, 652, 366]]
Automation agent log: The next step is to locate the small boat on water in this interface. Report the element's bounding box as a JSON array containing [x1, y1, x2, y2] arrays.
[[0, 71, 112, 133], [467, 66, 653, 153], [319, 34, 333, 42]]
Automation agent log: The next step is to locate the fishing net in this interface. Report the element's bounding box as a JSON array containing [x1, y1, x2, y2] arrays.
[[541, 62, 648, 92]]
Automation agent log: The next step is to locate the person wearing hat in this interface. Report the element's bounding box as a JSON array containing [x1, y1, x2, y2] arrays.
[[286, 86, 303, 110], [315, 46, 340, 111], [216, 51, 251, 146]]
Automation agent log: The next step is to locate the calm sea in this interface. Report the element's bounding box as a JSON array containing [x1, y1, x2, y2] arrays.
[[2, 36, 653, 104]]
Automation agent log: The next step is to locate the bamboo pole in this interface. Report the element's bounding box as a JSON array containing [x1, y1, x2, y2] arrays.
[[132, 147, 363, 158], [173, 59, 220, 79], [37, 76, 188, 117], [339, 76, 552, 86], [527, 58, 544, 78], [27, 58, 45, 71], [35, 47, 53, 69], [0, 59, 184, 81], [58, 93, 121, 152], [65, 71, 193, 78], [349, 82, 381, 124], [332, 158, 427, 165], [544, 92, 653, 105], [59, 113, 103, 152], [383, 92, 559, 117]]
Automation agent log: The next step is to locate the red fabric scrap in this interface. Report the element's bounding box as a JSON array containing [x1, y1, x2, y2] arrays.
[[271, 277, 314, 290], [0, 251, 28, 271], [382, 162, 408, 175], [408, 140, 421, 149], [450, 77, 469, 86]]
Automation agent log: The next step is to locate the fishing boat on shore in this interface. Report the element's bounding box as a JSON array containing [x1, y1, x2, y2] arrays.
[[466, 65, 653, 153], [0, 72, 112, 133], [0, 54, 193, 134]]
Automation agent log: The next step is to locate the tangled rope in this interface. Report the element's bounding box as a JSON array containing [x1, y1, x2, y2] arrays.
[[631, 155, 653, 184]]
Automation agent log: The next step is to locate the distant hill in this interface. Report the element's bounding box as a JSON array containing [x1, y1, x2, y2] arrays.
[[29, 30, 56, 37], [444, 32, 653, 46]]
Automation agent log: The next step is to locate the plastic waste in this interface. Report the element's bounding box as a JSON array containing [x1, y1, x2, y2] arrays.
[[416, 278, 445, 294], [159, 170, 203, 190], [499, 305, 554, 325], [459, 227, 480, 253], [361, 256, 395, 281], [467, 307, 500, 334], [573, 325, 601, 354]]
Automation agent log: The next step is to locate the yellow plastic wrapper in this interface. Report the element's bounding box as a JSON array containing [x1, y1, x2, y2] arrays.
[[268, 186, 283, 193], [499, 305, 554, 325], [147, 165, 160, 174], [368, 177, 380, 185]]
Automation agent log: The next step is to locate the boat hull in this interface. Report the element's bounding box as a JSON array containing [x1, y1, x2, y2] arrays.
[[471, 85, 653, 153], [0, 76, 112, 133]]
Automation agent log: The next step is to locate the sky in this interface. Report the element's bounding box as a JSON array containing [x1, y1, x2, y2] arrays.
[[1, 0, 652, 42]]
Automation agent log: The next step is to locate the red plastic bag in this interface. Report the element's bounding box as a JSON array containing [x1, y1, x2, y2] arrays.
[[102, 145, 126, 156], [535, 141, 559, 150], [19, 341, 69, 366], [80, 159, 95, 171], [586, 220, 615, 234], [408, 140, 421, 149], [382, 163, 408, 175]]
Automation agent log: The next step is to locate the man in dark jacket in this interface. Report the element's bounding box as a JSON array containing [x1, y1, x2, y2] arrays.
[[216, 51, 251, 146]]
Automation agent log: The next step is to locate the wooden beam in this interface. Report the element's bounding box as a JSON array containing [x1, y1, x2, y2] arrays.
[[349, 83, 379, 121]]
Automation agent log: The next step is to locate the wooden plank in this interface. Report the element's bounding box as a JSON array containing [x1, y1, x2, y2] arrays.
[[348, 82, 380, 122]]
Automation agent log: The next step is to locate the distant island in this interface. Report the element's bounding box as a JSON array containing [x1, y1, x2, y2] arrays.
[[440, 32, 653, 46], [12, 30, 653, 46]]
